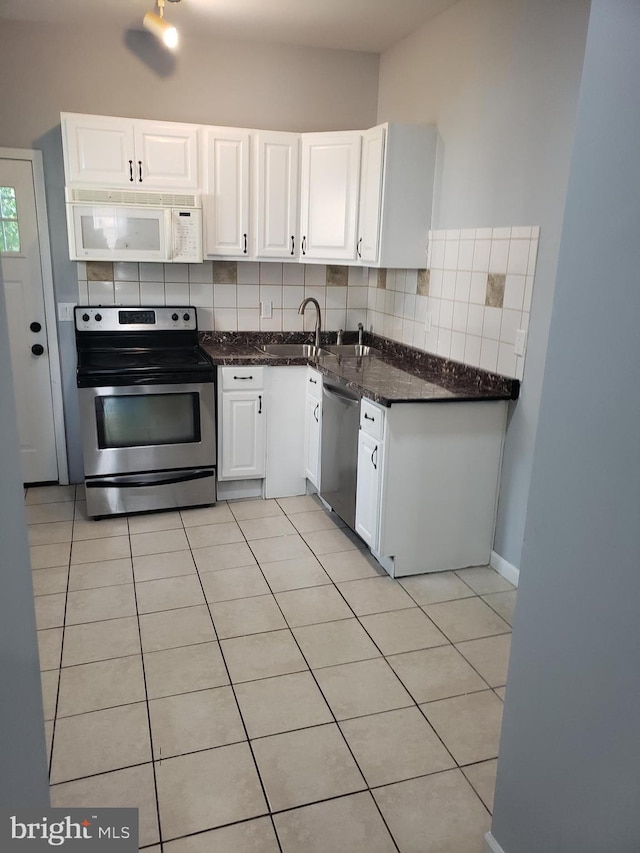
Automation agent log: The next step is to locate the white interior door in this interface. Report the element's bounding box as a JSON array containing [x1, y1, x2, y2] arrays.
[[0, 158, 59, 483]]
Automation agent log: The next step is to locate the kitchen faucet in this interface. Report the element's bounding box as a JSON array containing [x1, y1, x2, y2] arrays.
[[358, 322, 364, 346], [299, 298, 322, 349]]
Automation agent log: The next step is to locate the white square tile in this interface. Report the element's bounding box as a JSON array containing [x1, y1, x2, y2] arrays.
[[466, 303, 484, 337], [452, 301, 468, 333], [113, 280, 141, 307], [438, 300, 454, 330], [404, 269, 418, 294], [436, 328, 451, 359], [164, 282, 189, 305], [88, 281, 115, 305], [260, 284, 283, 308], [472, 240, 491, 273], [237, 282, 260, 309], [281, 284, 303, 309], [510, 226, 532, 239], [483, 306, 501, 340], [140, 282, 165, 306], [214, 283, 237, 308], [430, 240, 445, 270], [163, 262, 189, 282], [497, 342, 517, 377], [139, 263, 163, 282], [259, 263, 283, 284], [282, 309, 304, 330], [215, 308, 238, 330], [464, 334, 482, 367], [283, 263, 305, 285], [475, 227, 492, 239], [507, 239, 530, 275], [260, 309, 283, 331], [403, 293, 416, 320], [446, 229, 460, 240], [113, 262, 139, 281], [237, 261, 260, 285], [189, 282, 213, 308], [528, 239, 539, 275], [238, 309, 260, 330], [500, 307, 521, 345], [524, 276, 535, 312], [304, 265, 326, 287], [492, 227, 511, 239], [503, 274, 525, 311], [303, 286, 326, 311], [469, 271, 488, 304], [441, 270, 457, 300], [450, 331, 466, 362], [488, 239, 509, 274], [347, 286, 368, 310], [327, 286, 347, 310], [428, 268, 443, 298], [188, 261, 213, 283], [479, 338, 499, 372], [457, 239, 475, 271], [454, 270, 472, 302]]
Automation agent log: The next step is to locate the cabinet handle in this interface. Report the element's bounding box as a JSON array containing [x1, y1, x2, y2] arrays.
[[309, 377, 317, 385], [301, 236, 306, 256], [364, 413, 375, 422], [258, 394, 262, 414], [233, 375, 253, 380], [314, 402, 319, 423], [243, 233, 248, 254], [138, 160, 143, 182], [371, 445, 378, 470], [290, 235, 295, 256], [357, 237, 362, 258], [129, 160, 134, 182]]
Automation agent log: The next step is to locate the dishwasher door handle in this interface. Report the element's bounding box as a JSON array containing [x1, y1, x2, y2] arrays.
[[322, 384, 360, 406]]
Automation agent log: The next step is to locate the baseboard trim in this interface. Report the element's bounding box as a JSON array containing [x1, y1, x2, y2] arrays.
[[490, 550, 519, 587], [484, 831, 507, 853]]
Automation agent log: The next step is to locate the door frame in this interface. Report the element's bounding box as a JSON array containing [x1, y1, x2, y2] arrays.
[[0, 147, 68, 485]]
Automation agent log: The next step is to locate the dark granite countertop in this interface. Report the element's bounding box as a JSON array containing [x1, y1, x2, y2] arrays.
[[199, 331, 519, 407]]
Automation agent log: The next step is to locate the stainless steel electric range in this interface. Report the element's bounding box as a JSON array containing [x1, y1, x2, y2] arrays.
[[74, 306, 216, 518]]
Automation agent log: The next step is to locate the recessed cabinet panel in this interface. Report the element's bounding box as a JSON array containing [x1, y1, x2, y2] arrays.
[[64, 115, 135, 187], [202, 129, 250, 258], [220, 391, 265, 480], [355, 429, 383, 550], [299, 133, 361, 261], [357, 126, 385, 263], [134, 124, 198, 189], [255, 132, 299, 259]]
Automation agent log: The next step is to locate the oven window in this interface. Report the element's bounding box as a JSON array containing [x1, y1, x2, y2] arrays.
[[96, 393, 201, 449]]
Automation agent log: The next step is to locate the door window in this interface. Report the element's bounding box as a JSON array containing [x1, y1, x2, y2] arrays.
[[0, 187, 20, 253]]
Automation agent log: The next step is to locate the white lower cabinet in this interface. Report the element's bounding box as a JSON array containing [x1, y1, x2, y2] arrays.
[[218, 368, 265, 481], [355, 398, 508, 577], [303, 368, 323, 489], [264, 366, 307, 498]]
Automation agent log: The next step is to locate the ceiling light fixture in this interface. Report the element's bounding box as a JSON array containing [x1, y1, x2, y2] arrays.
[[143, 0, 181, 50]]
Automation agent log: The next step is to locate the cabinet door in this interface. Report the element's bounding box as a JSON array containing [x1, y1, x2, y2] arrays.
[[355, 430, 383, 549], [299, 132, 361, 261], [357, 126, 385, 264], [255, 132, 299, 259], [220, 391, 265, 480], [304, 393, 322, 488], [134, 121, 198, 189], [63, 114, 135, 187], [202, 128, 251, 258]]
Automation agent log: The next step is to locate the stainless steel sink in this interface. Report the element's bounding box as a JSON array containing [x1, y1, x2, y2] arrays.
[[256, 343, 332, 358], [325, 344, 381, 357]]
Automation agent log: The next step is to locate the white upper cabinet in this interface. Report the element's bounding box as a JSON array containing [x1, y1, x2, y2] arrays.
[[61, 113, 198, 190], [299, 132, 362, 261], [201, 127, 251, 258], [356, 126, 386, 264], [254, 132, 299, 260]]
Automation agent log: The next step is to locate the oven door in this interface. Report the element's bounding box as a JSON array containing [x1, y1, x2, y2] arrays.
[[79, 382, 216, 477]]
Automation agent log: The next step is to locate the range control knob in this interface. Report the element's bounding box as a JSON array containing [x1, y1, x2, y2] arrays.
[[171, 313, 179, 322], [95, 313, 102, 322], [82, 313, 90, 322], [183, 313, 190, 322]]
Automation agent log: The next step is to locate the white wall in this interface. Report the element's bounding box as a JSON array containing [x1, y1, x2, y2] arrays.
[[376, 0, 590, 571], [0, 19, 379, 482], [490, 2, 640, 849]]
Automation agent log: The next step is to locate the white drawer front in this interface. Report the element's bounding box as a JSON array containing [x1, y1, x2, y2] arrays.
[[221, 366, 264, 391], [360, 397, 385, 439], [306, 368, 322, 401]]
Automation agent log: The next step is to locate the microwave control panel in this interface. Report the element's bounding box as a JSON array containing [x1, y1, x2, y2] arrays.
[[172, 208, 202, 263]]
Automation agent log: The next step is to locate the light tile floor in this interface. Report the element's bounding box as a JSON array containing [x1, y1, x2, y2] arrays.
[[27, 484, 516, 852]]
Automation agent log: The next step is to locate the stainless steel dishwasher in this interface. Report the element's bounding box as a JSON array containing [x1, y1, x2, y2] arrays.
[[320, 381, 361, 531]]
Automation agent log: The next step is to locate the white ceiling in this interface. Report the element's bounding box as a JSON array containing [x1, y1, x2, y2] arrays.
[[0, 0, 459, 53]]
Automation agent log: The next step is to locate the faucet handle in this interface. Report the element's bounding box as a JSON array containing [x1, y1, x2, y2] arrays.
[[337, 329, 344, 345]]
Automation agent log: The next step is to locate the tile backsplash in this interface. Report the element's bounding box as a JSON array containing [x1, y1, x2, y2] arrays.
[[77, 261, 369, 336], [365, 226, 539, 380], [76, 225, 538, 381]]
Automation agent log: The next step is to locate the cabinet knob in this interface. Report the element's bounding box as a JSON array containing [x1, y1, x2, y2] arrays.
[[31, 344, 45, 356]]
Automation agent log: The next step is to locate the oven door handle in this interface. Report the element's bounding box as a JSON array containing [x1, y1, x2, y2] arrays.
[[85, 469, 215, 489]]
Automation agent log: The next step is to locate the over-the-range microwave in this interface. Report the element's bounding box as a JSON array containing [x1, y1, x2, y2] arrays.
[[65, 188, 203, 263]]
